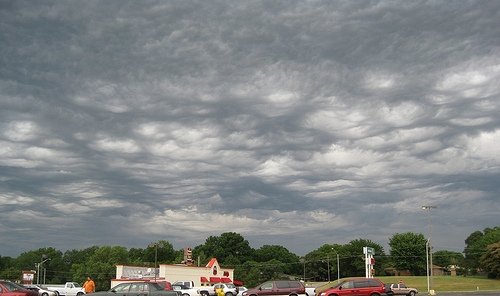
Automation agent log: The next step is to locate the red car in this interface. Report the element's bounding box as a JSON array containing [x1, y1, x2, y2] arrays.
[[0, 281, 39, 296], [318, 278, 388, 296]]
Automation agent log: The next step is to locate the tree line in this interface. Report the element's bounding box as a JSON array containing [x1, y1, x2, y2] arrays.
[[0, 227, 499, 290]]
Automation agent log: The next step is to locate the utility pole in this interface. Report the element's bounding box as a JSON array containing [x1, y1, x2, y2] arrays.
[[422, 205, 436, 295]]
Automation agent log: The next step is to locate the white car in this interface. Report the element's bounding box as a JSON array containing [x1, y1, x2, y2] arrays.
[[236, 287, 247, 296], [24, 285, 57, 296]]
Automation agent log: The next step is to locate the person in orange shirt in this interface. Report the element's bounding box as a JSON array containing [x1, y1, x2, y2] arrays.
[[83, 276, 95, 294]]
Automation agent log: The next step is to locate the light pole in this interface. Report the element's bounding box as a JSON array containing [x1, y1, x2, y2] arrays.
[[422, 205, 436, 294], [300, 258, 306, 281], [148, 242, 159, 281], [36, 255, 50, 284], [327, 255, 330, 282], [336, 253, 340, 282]]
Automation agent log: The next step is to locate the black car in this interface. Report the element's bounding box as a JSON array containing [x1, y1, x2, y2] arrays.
[[92, 282, 180, 296]]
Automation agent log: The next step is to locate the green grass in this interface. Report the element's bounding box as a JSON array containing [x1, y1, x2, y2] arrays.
[[307, 276, 500, 292]]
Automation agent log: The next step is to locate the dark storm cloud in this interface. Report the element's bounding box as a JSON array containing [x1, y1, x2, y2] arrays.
[[1, 0, 499, 257]]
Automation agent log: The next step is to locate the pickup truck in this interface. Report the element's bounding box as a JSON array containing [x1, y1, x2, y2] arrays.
[[45, 282, 85, 296]]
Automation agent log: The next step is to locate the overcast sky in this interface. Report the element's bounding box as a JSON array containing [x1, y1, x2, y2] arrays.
[[1, 0, 499, 258]]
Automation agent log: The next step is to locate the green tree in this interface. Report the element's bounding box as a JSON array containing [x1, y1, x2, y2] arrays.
[[254, 245, 299, 275], [14, 248, 66, 284], [480, 242, 500, 278], [342, 239, 385, 277], [194, 232, 254, 265], [72, 246, 128, 291], [128, 248, 146, 264], [464, 226, 500, 274], [145, 241, 176, 264], [432, 250, 464, 268], [0, 267, 21, 281], [389, 232, 426, 275]]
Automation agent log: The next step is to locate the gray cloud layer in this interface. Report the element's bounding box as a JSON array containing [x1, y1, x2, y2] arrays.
[[1, 0, 499, 257]]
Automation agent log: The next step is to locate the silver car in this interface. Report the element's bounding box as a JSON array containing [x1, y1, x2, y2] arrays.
[[24, 285, 57, 296]]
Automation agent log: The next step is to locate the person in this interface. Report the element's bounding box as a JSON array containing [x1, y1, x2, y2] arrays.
[[215, 285, 224, 296], [83, 276, 95, 294]]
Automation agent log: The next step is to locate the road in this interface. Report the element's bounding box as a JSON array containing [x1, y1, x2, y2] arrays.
[[426, 292, 500, 296]]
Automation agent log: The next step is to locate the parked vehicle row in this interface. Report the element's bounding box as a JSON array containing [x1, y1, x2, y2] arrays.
[[2, 277, 417, 296]]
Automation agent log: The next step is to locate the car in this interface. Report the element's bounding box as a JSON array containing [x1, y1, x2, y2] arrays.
[[0, 280, 39, 296], [236, 287, 247, 296], [155, 281, 174, 291], [317, 278, 387, 296], [23, 285, 57, 296], [91, 282, 180, 296], [172, 284, 198, 296], [387, 283, 418, 296], [213, 283, 238, 296], [243, 280, 305, 296]]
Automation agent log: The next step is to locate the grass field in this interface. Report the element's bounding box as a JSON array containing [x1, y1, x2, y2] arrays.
[[308, 276, 500, 293]]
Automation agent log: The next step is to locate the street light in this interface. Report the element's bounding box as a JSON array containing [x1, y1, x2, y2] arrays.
[[336, 253, 340, 282], [36, 255, 50, 285], [148, 242, 159, 281], [422, 205, 436, 295], [327, 255, 330, 282]]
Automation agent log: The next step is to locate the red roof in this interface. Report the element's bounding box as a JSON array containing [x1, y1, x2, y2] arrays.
[[221, 278, 231, 283], [210, 277, 221, 283], [201, 277, 209, 283], [206, 258, 218, 268]]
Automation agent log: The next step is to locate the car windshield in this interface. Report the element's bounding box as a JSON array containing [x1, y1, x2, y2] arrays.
[[3, 281, 27, 291]]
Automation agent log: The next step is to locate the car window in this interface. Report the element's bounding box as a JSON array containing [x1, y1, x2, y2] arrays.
[[275, 282, 289, 289], [288, 282, 301, 288], [150, 283, 163, 291], [367, 280, 381, 287], [114, 283, 130, 292], [340, 281, 353, 289], [353, 281, 368, 288], [260, 282, 273, 290], [4, 281, 22, 291]]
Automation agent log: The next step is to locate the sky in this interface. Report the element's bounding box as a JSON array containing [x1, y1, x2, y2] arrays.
[[1, 0, 499, 258]]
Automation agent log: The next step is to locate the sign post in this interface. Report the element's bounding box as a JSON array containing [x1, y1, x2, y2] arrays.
[[363, 247, 375, 278]]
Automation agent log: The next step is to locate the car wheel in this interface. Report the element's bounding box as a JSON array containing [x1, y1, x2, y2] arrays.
[[201, 291, 209, 296], [408, 291, 416, 296], [225, 292, 234, 296], [183, 293, 190, 296], [42, 293, 48, 296], [77, 292, 84, 296], [54, 292, 60, 296]]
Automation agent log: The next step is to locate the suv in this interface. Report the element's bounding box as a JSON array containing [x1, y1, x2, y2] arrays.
[[213, 284, 239, 296], [243, 280, 305, 296], [386, 283, 418, 296], [317, 278, 386, 296]]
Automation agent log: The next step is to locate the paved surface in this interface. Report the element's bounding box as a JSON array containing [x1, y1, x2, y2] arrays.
[[425, 292, 500, 296]]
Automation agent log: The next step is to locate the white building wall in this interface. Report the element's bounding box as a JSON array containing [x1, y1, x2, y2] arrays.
[[114, 259, 234, 287]]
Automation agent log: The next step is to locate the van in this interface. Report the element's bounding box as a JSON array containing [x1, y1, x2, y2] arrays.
[[317, 278, 387, 296], [243, 280, 305, 296]]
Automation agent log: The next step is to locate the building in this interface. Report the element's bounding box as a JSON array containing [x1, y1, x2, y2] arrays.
[[112, 258, 236, 287]]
